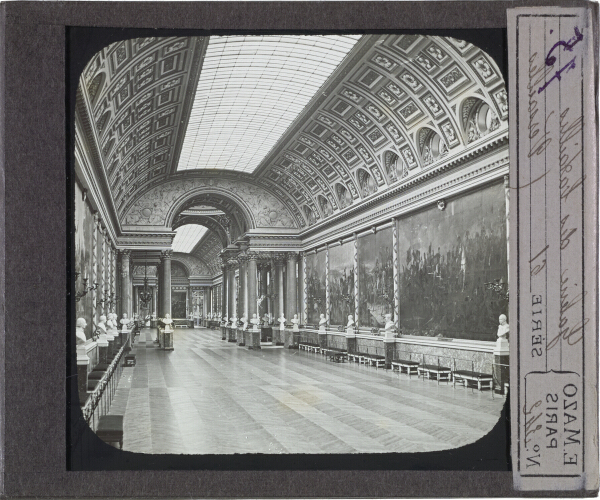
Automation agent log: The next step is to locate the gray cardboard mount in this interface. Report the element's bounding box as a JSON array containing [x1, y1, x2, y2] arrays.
[[0, 1, 597, 498]]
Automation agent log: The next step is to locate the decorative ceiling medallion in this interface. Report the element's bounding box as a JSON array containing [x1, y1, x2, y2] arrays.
[[425, 43, 447, 63], [341, 88, 361, 103], [438, 65, 470, 94], [471, 54, 500, 86], [371, 53, 396, 71]]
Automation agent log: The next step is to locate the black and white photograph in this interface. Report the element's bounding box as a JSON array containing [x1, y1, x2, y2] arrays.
[[71, 31, 511, 462]]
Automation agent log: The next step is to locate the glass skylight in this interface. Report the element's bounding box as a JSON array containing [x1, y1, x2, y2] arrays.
[[172, 225, 209, 254], [177, 34, 361, 173]]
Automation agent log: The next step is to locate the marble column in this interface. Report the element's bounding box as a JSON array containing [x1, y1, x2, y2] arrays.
[[325, 245, 330, 325], [238, 254, 247, 321], [119, 250, 131, 317], [92, 213, 99, 332], [227, 261, 236, 321], [302, 253, 308, 324], [259, 264, 268, 318], [504, 174, 510, 286], [298, 254, 305, 324], [160, 250, 172, 317], [275, 257, 285, 321], [286, 253, 298, 322], [221, 264, 227, 321], [247, 254, 258, 320], [392, 218, 400, 329], [353, 233, 359, 326]]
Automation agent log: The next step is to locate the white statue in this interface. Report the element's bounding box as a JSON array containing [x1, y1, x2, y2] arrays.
[[163, 313, 174, 331], [251, 313, 260, 332], [278, 315, 286, 331], [384, 313, 395, 339], [76, 318, 87, 345], [230, 316, 237, 327], [291, 314, 300, 332], [263, 313, 270, 325], [120, 313, 130, 331], [346, 315, 355, 335], [497, 314, 509, 341], [319, 314, 327, 333], [241, 315, 248, 330], [98, 315, 107, 334]]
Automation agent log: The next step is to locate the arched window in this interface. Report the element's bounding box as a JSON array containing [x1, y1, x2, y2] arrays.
[[335, 183, 353, 209], [418, 128, 448, 167], [461, 97, 501, 143], [357, 168, 377, 197]]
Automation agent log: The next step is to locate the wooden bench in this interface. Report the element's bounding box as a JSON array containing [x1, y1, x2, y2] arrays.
[[453, 370, 493, 391], [328, 351, 347, 363], [391, 359, 420, 376], [96, 415, 124, 450], [418, 363, 452, 383]]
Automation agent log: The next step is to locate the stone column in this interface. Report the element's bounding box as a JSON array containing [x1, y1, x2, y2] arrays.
[[286, 253, 298, 322], [153, 286, 158, 318], [160, 250, 172, 318], [353, 233, 359, 326], [120, 250, 131, 317], [298, 254, 305, 325], [302, 253, 308, 325], [157, 261, 162, 317], [221, 263, 227, 321], [504, 174, 510, 286], [92, 213, 99, 332], [275, 256, 285, 322], [325, 245, 330, 326], [227, 261, 236, 321], [259, 263, 268, 317], [392, 218, 400, 329], [238, 253, 248, 321], [247, 253, 258, 320]]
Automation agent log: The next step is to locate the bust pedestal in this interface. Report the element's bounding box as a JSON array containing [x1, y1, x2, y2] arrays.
[[77, 345, 90, 405], [345, 329, 356, 355], [493, 338, 509, 394], [163, 326, 174, 351]]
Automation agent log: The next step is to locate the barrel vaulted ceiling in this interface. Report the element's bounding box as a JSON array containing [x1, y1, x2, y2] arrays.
[[77, 33, 508, 239]]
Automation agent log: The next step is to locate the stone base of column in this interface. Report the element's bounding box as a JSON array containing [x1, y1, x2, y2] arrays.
[[164, 329, 174, 350], [221, 326, 227, 340], [99, 344, 108, 365], [283, 329, 295, 349], [237, 328, 245, 346], [345, 335, 357, 354], [77, 345, 89, 405], [383, 339, 395, 369], [318, 333, 328, 350], [158, 328, 164, 349], [493, 339, 509, 393], [227, 327, 236, 342], [249, 329, 261, 349], [107, 339, 115, 359]]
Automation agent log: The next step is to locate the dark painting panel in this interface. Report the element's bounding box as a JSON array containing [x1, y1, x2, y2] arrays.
[[172, 291, 187, 319], [358, 227, 394, 328], [329, 243, 354, 325], [305, 251, 326, 325], [397, 181, 507, 340], [74, 182, 94, 337]]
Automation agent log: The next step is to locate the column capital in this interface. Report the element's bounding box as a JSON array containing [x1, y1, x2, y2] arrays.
[[272, 253, 287, 265], [227, 258, 239, 267], [246, 251, 259, 261], [119, 249, 131, 258], [503, 174, 509, 187], [286, 252, 299, 263], [160, 249, 173, 260], [237, 251, 249, 263]]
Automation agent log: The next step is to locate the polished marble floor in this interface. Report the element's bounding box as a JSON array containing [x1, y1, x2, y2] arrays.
[[107, 327, 505, 454]]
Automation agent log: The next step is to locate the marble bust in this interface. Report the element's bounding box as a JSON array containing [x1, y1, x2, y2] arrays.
[[241, 315, 248, 330], [278, 315, 286, 331], [120, 313, 130, 331], [98, 315, 107, 334], [230, 316, 237, 327], [251, 313, 260, 332], [346, 315, 355, 335], [291, 314, 300, 332], [497, 314, 509, 341], [163, 313, 174, 331], [319, 314, 327, 332], [76, 318, 87, 345]]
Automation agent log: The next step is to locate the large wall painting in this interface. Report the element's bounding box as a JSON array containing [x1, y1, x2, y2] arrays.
[[328, 243, 354, 325], [74, 182, 95, 337], [358, 227, 394, 328], [305, 250, 326, 325], [172, 291, 187, 319], [397, 181, 507, 341]]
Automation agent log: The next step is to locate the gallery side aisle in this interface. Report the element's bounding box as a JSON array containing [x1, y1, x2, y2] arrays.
[[107, 327, 505, 455]]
